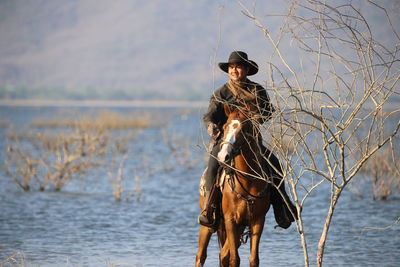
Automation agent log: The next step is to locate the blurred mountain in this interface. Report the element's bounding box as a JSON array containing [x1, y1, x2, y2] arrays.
[[0, 0, 398, 101], [0, 0, 279, 101]]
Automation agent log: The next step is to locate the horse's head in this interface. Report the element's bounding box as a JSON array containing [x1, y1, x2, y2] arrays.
[[217, 104, 254, 163]]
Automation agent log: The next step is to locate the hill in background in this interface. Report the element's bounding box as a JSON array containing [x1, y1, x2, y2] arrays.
[[0, 1, 398, 102], [0, 0, 283, 101]]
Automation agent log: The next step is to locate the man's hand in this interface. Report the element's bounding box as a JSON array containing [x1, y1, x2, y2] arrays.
[[207, 123, 220, 137]]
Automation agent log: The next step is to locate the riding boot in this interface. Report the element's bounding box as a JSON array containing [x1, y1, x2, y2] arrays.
[[262, 147, 298, 229], [198, 185, 220, 229], [198, 143, 221, 229], [271, 176, 298, 229], [255, 136, 299, 229]]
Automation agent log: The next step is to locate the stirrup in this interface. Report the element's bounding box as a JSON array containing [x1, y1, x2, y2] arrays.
[[198, 212, 218, 230], [198, 210, 214, 225], [198, 200, 218, 230]]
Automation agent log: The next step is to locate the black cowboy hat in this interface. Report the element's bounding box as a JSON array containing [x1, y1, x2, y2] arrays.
[[218, 51, 258, 76]]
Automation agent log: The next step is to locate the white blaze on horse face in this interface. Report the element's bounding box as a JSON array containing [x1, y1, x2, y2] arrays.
[[218, 119, 240, 162]]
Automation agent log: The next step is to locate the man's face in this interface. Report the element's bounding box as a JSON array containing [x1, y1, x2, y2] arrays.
[[228, 63, 248, 82]]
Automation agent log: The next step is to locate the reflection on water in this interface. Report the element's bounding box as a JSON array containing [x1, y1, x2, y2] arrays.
[[0, 106, 399, 267]]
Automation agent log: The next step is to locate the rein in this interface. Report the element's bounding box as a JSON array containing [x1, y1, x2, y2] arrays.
[[223, 153, 269, 201], [223, 154, 269, 227], [220, 125, 268, 201]]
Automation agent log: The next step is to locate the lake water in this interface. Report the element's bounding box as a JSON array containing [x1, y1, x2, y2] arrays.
[[0, 106, 399, 267]]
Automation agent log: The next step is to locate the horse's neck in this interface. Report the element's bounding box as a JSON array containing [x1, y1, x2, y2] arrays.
[[234, 138, 263, 175], [233, 150, 264, 194]]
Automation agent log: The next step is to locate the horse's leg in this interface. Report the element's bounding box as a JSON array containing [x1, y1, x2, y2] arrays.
[[196, 193, 213, 267], [196, 225, 213, 267], [219, 224, 246, 267], [217, 225, 227, 248], [219, 235, 230, 267], [248, 217, 266, 267], [222, 218, 240, 267]]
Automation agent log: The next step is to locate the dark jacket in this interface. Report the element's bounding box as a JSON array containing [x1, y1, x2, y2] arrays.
[[203, 79, 275, 131]]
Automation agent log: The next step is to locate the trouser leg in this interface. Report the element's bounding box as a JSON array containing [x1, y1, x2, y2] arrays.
[[257, 135, 283, 186], [198, 143, 221, 228], [205, 143, 220, 191], [263, 148, 284, 187], [260, 142, 298, 228]]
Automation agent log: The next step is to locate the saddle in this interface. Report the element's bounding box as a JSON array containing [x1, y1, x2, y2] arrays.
[[199, 167, 227, 197]]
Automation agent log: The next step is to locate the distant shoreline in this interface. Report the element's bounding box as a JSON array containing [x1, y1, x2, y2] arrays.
[[0, 99, 208, 108], [1, 98, 398, 111]]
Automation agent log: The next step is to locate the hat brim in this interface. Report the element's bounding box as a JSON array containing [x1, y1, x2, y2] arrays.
[[218, 60, 258, 76]]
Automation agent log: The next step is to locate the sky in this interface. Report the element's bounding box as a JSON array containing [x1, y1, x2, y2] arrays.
[[0, 0, 398, 100]]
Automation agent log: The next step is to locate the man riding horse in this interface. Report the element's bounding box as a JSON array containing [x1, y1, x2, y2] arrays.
[[198, 50, 297, 229]]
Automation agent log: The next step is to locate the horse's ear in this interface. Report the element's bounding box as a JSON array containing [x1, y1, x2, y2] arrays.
[[224, 104, 233, 116]]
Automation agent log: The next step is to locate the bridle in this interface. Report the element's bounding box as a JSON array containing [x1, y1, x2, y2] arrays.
[[219, 116, 253, 149]]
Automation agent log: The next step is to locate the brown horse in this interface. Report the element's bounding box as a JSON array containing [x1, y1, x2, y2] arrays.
[[196, 104, 272, 267]]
